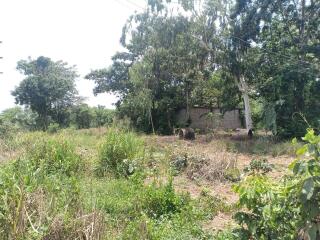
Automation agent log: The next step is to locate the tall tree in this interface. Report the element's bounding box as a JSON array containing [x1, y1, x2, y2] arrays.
[[12, 56, 79, 130], [86, 0, 235, 133], [232, 0, 320, 137]]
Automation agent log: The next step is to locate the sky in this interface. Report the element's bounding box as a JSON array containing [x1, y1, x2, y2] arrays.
[[0, 0, 147, 112]]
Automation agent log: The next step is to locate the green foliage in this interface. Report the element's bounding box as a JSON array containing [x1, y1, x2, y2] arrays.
[[0, 138, 82, 239], [0, 120, 19, 139], [0, 107, 38, 131], [81, 175, 208, 240], [142, 179, 189, 218], [196, 189, 234, 220], [170, 153, 188, 174], [93, 105, 114, 127], [230, 129, 320, 239], [71, 103, 95, 129], [70, 104, 115, 129], [86, 2, 229, 134], [12, 56, 79, 130], [27, 138, 83, 177], [47, 122, 60, 133], [233, 0, 320, 138], [97, 128, 145, 177], [224, 167, 241, 182], [244, 158, 274, 175], [122, 211, 209, 240], [86, 0, 319, 137]]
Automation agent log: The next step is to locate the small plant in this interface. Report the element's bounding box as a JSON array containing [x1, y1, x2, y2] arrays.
[[243, 158, 274, 175], [170, 153, 188, 175], [97, 128, 144, 177], [196, 189, 232, 220], [142, 178, 190, 218], [224, 167, 241, 182]]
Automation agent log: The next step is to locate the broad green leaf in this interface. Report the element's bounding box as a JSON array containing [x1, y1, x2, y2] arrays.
[[296, 145, 308, 156], [301, 177, 315, 202]]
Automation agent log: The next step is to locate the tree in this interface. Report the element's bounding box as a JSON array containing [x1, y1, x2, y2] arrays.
[[231, 0, 320, 137], [71, 104, 95, 129], [86, 1, 230, 134], [12, 56, 79, 130], [0, 107, 38, 131], [93, 105, 115, 127]]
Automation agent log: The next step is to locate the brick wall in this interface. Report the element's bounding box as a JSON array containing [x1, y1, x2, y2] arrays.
[[175, 107, 242, 131]]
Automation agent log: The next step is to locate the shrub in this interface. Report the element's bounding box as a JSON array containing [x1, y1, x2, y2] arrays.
[[27, 138, 83, 177], [230, 129, 320, 239], [97, 128, 144, 177], [243, 158, 274, 175], [47, 122, 60, 133], [170, 153, 188, 175], [142, 179, 190, 219]]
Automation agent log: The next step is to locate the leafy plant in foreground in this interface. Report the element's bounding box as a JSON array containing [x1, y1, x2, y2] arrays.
[[231, 129, 320, 239]]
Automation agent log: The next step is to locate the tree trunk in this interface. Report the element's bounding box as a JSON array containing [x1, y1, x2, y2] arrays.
[[149, 109, 155, 135], [295, 0, 306, 112], [239, 76, 253, 130]]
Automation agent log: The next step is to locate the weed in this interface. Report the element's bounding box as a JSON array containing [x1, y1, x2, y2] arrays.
[[0, 138, 84, 239], [27, 138, 83, 177], [244, 158, 274, 175], [96, 128, 145, 177]]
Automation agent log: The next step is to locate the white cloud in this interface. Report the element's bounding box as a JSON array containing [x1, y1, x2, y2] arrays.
[[0, 0, 146, 111]]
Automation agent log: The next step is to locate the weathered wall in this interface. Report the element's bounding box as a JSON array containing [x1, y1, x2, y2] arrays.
[[175, 107, 242, 131]]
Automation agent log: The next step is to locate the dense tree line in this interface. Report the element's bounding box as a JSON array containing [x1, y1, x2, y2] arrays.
[[6, 56, 115, 132], [0, 105, 114, 133], [86, 0, 319, 137], [7, 0, 319, 137]]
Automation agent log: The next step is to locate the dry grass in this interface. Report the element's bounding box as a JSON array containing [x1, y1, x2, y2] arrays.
[[185, 150, 238, 182], [44, 211, 105, 240]]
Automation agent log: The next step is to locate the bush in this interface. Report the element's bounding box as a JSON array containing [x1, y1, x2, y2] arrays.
[[27, 138, 83, 177], [47, 122, 60, 133], [142, 179, 190, 218], [96, 128, 144, 177], [230, 129, 320, 239], [243, 158, 274, 175]]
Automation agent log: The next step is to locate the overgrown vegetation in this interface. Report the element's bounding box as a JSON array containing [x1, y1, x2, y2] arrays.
[[218, 129, 320, 239], [86, 0, 319, 137], [96, 128, 145, 177], [1, 128, 236, 239], [1, 0, 319, 238], [1, 124, 317, 239]]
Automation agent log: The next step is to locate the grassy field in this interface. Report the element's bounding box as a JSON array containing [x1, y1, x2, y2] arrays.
[[0, 127, 299, 239]]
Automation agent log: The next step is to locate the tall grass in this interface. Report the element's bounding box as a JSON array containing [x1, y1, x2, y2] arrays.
[[0, 138, 83, 239], [0, 127, 238, 239], [96, 128, 145, 177]]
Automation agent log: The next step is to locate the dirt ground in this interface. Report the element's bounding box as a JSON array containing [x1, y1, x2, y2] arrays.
[[147, 134, 295, 232]]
